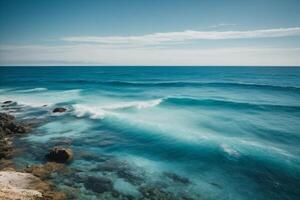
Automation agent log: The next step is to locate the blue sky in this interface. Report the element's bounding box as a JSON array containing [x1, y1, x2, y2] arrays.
[[0, 0, 300, 66]]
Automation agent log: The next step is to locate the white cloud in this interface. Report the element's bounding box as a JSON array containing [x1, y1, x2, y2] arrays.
[[1, 44, 300, 66], [61, 27, 300, 45], [1, 27, 300, 66]]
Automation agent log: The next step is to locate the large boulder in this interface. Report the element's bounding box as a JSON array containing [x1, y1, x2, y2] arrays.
[[52, 108, 67, 113], [45, 147, 73, 163]]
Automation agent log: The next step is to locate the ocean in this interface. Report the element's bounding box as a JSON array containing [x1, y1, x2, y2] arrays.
[[0, 66, 300, 200]]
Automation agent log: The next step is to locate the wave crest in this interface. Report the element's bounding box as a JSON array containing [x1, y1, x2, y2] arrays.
[[72, 98, 162, 119], [16, 88, 48, 93]]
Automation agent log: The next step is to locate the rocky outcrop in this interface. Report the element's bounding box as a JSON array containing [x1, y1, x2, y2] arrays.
[[0, 112, 67, 200], [0, 112, 31, 135], [0, 170, 67, 200], [0, 112, 32, 160], [52, 108, 66, 113], [0, 171, 42, 200], [45, 147, 73, 163]]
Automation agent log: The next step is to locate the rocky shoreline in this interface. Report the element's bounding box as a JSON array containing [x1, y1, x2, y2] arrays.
[[0, 102, 68, 200], [0, 101, 196, 200]]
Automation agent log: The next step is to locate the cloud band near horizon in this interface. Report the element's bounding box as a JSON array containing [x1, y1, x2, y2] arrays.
[[1, 27, 300, 66], [62, 27, 300, 45]]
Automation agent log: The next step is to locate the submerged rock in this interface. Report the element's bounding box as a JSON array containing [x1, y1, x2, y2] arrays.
[[24, 162, 67, 179], [45, 147, 73, 163], [52, 107, 67, 113], [164, 172, 190, 184], [84, 176, 113, 193], [96, 159, 144, 185], [139, 186, 176, 200]]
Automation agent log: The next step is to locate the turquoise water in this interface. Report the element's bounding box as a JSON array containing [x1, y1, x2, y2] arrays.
[[0, 67, 300, 199]]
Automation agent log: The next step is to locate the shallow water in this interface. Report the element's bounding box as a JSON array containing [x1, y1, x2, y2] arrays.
[[1, 67, 300, 200]]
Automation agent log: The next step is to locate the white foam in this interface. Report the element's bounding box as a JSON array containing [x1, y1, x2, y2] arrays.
[[16, 88, 48, 93], [220, 144, 240, 157], [73, 104, 108, 119], [72, 98, 163, 120], [106, 98, 163, 110], [0, 89, 81, 107], [26, 119, 91, 142]]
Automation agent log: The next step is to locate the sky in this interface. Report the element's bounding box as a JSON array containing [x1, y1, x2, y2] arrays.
[[0, 0, 300, 66]]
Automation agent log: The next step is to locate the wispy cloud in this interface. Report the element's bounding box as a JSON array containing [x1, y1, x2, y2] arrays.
[[210, 23, 237, 28], [1, 27, 300, 66], [62, 27, 300, 45]]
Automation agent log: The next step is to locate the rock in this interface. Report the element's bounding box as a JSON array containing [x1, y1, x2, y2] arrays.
[[3, 101, 13, 104], [45, 147, 73, 163], [42, 190, 67, 200], [0, 171, 43, 200], [139, 186, 175, 200], [96, 159, 144, 185], [164, 172, 190, 184], [84, 176, 113, 193], [0, 112, 15, 122], [0, 159, 15, 170], [0, 112, 31, 135], [24, 162, 67, 179], [52, 108, 67, 113]]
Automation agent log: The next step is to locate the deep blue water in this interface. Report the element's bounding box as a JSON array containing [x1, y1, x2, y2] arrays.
[[0, 67, 300, 200]]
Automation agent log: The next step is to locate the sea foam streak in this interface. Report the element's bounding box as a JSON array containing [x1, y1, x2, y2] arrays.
[[16, 88, 48, 93], [72, 99, 163, 119]]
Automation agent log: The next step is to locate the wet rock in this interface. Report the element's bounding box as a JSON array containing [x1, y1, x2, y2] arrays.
[[45, 147, 73, 163], [0, 159, 15, 170], [117, 169, 143, 185], [24, 162, 67, 179], [0, 112, 31, 135], [84, 176, 113, 193], [164, 172, 190, 184], [0, 112, 15, 123], [52, 107, 67, 113], [139, 186, 176, 200], [3, 101, 13, 104], [0, 112, 32, 160]]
